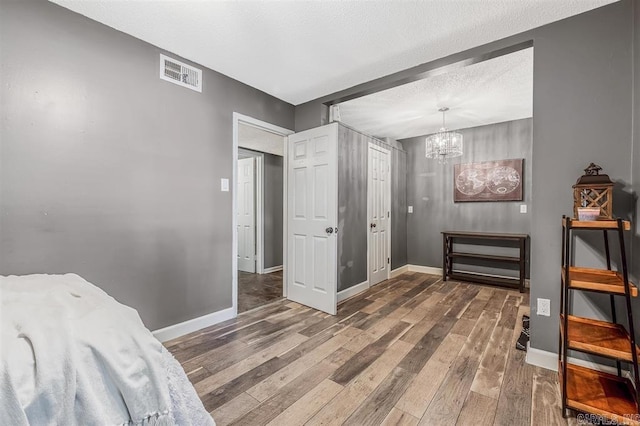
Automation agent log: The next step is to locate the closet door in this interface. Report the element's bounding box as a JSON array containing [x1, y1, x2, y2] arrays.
[[368, 143, 391, 286], [286, 123, 338, 315], [237, 157, 256, 273]]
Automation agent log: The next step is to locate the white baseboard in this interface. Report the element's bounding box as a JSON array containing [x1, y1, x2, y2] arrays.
[[337, 280, 370, 303], [526, 343, 623, 376], [390, 265, 409, 278], [262, 265, 283, 274], [408, 265, 443, 276], [152, 306, 235, 343]]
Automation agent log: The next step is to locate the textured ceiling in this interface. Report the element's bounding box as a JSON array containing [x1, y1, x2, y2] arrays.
[[238, 123, 284, 157], [50, 0, 616, 105], [338, 48, 533, 141]]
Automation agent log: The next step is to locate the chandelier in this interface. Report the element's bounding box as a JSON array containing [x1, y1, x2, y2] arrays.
[[425, 107, 463, 163]]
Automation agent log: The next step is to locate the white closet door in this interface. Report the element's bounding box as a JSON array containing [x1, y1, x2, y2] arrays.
[[237, 157, 256, 273], [368, 143, 391, 286], [286, 123, 338, 315]]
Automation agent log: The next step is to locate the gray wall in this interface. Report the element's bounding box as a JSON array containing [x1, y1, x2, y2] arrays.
[[295, 0, 635, 354], [337, 125, 408, 292], [402, 118, 532, 272], [388, 139, 409, 270], [263, 154, 283, 269], [0, 0, 294, 331], [632, 1, 640, 337]]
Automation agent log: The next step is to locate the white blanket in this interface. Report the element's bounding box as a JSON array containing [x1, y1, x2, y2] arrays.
[[1, 274, 180, 425]]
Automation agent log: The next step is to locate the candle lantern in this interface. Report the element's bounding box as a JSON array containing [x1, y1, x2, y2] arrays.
[[572, 163, 614, 220]]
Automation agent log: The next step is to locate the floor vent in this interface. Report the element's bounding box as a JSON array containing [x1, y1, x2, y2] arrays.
[[159, 54, 202, 92]]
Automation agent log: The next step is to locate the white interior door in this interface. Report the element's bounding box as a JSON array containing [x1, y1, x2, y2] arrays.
[[368, 143, 391, 286], [237, 157, 256, 273], [287, 123, 338, 315]]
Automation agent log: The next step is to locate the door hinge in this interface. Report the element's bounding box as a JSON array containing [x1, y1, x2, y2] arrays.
[[387, 211, 390, 218], [387, 257, 390, 264]]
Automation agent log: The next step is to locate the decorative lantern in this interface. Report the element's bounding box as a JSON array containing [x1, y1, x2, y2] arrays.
[[572, 163, 614, 220]]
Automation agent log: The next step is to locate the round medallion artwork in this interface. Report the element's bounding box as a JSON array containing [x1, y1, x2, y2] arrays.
[[455, 169, 486, 196], [485, 166, 521, 195]]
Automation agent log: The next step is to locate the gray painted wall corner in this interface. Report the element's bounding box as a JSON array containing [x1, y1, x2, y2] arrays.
[[528, 0, 634, 353], [0, 0, 294, 330], [402, 118, 532, 270]]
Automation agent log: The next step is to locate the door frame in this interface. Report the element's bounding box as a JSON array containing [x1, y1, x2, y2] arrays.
[[366, 142, 392, 286], [232, 112, 293, 317]]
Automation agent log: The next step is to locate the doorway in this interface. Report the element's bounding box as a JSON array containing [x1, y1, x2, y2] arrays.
[[232, 114, 293, 314]]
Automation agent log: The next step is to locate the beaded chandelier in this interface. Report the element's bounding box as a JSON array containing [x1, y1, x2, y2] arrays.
[[425, 107, 463, 163]]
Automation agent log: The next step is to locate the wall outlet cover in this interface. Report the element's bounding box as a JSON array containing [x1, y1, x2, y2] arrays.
[[221, 178, 229, 192], [520, 204, 527, 213], [537, 298, 551, 316], [408, 206, 413, 214]]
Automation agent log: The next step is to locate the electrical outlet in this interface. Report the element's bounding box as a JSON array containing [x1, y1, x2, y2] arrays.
[[520, 204, 527, 214], [408, 206, 413, 214], [221, 178, 229, 192], [537, 298, 551, 316]]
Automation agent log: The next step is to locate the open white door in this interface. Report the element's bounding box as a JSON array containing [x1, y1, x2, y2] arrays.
[[237, 157, 256, 273], [287, 123, 338, 315], [368, 143, 391, 286]]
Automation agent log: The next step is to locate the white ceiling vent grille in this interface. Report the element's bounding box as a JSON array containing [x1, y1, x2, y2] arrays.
[[159, 54, 202, 92]]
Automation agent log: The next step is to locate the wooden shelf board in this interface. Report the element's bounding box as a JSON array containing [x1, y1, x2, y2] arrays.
[[562, 363, 638, 425], [448, 271, 520, 289], [442, 231, 528, 240], [560, 314, 640, 362], [562, 218, 631, 231], [561, 266, 638, 297], [449, 252, 521, 263]]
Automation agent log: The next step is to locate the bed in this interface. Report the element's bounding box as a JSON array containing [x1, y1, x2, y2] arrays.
[[0, 273, 215, 426]]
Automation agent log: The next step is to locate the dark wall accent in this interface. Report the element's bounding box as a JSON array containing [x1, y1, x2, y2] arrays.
[[402, 119, 532, 271], [388, 140, 409, 270], [0, 0, 294, 331], [337, 125, 408, 292], [295, 0, 635, 354], [263, 154, 283, 268]]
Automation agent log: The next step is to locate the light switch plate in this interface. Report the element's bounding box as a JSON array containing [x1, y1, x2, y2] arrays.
[[221, 178, 229, 192], [520, 204, 527, 214], [537, 298, 550, 316], [408, 206, 413, 214]]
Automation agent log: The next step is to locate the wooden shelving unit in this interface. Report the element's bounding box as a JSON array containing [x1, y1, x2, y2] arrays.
[[442, 231, 528, 292], [560, 217, 640, 424]]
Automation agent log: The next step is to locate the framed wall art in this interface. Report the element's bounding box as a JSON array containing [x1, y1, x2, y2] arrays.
[[454, 158, 524, 202]]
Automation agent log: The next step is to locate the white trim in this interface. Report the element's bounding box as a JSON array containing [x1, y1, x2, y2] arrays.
[[152, 307, 234, 343], [337, 280, 370, 303], [408, 265, 443, 275], [262, 265, 283, 274], [233, 113, 293, 316], [390, 265, 410, 278], [526, 344, 628, 377], [256, 154, 264, 274]]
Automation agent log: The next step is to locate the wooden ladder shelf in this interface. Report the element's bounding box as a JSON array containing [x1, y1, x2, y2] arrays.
[[560, 217, 640, 425]]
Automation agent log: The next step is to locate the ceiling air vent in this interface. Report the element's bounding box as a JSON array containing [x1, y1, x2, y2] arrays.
[[159, 54, 202, 92]]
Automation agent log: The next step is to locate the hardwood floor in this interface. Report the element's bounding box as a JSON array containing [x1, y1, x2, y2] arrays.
[[166, 273, 574, 425], [238, 270, 283, 313]]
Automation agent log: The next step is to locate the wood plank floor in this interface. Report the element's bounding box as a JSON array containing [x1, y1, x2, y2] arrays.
[[166, 272, 574, 425], [238, 270, 283, 313]]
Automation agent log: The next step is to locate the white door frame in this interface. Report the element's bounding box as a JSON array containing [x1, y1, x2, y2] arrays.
[[237, 149, 264, 273], [232, 113, 293, 317], [367, 142, 392, 286]]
